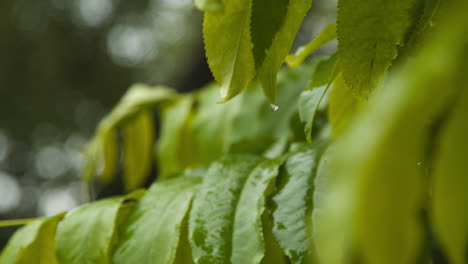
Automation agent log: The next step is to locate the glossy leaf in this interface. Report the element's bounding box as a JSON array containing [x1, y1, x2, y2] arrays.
[[122, 110, 155, 190], [328, 74, 364, 138], [286, 23, 337, 68], [55, 192, 144, 264], [271, 142, 325, 263], [113, 174, 201, 264], [232, 157, 285, 264], [203, 0, 255, 102], [189, 155, 262, 263], [157, 96, 194, 178], [0, 213, 64, 264], [337, 0, 418, 96], [298, 55, 337, 142], [257, 0, 313, 103]]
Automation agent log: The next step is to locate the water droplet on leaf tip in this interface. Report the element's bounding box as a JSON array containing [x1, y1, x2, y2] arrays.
[[270, 104, 279, 111]]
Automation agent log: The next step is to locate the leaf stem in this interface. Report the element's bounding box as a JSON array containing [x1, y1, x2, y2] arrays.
[[0, 218, 42, 228], [286, 23, 337, 68]]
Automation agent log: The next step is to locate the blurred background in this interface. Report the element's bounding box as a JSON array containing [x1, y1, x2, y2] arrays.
[[0, 0, 337, 248]]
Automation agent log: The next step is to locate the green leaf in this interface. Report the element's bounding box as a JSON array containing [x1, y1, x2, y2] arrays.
[[328, 74, 364, 138], [203, 0, 255, 102], [100, 84, 176, 130], [316, 7, 467, 263], [298, 55, 337, 142], [122, 110, 155, 190], [397, 0, 440, 60], [286, 23, 337, 68], [230, 60, 318, 153], [311, 145, 337, 261], [83, 84, 175, 185], [190, 154, 278, 263], [271, 142, 325, 263], [250, 0, 289, 70], [186, 85, 236, 166], [431, 88, 468, 264], [113, 174, 201, 264], [257, 0, 313, 103], [337, 0, 418, 97], [232, 157, 285, 264], [157, 60, 317, 179], [157, 96, 194, 178], [194, 0, 222, 11], [98, 128, 119, 184], [55, 192, 144, 264], [0, 213, 64, 264], [261, 212, 287, 264]]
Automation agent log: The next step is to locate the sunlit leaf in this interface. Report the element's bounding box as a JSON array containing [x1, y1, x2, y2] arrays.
[[203, 0, 255, 102], [337, 0, 418, 96], [0, 213, 64, 264], [113, 174, 201, 264], [122, 110, 155, 190], [257, 0, 313, 103], [271, 142, 326, 263]]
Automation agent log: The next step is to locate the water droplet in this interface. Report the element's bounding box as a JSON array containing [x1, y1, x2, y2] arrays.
[[417, 162, 422, 166], [270, 104, 279, 111]]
